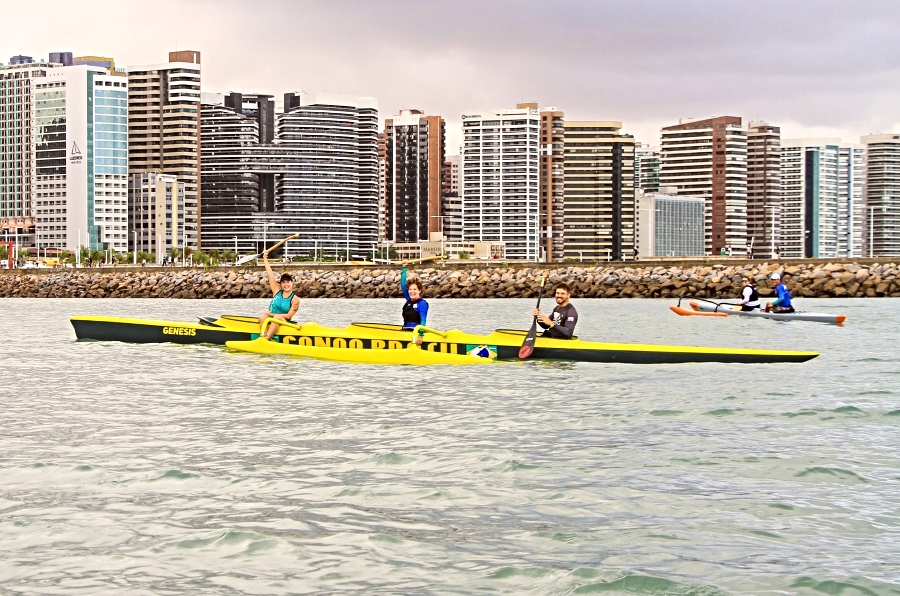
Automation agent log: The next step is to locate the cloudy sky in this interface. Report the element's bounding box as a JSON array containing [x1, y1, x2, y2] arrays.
[[5, 0, 899, 152]]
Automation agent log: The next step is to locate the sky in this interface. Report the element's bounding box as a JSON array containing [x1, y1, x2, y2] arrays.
[[4, 0, 899, 153]]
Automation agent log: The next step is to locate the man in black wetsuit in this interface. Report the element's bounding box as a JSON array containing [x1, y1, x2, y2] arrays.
[[533, 282, 578, 339]]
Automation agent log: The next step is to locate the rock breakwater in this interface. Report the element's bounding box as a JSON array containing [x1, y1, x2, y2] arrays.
[[1, 261, 898, 299]]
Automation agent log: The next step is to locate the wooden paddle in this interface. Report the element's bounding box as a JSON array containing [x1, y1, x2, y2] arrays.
[[518, 275, 547, 359], [402, 255, 446, 266], [235, 233, 300, 265]]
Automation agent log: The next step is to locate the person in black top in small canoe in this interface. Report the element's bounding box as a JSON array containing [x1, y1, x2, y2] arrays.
[[533, 282, 578, 339], [738, 277, 761, 311]]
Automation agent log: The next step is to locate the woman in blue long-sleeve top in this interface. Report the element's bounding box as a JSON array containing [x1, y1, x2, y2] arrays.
[[400, 261, 429, 345]]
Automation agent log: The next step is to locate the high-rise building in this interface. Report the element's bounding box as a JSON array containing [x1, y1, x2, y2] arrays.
[[127, 50, 201, 251], [780, 139, 864, 258], [531, 104, 565, 261], [279, 92, 380, 256], [563, 121, 636, 261], [461, 106, 540, 261], [746, 122, 781, 258], [129, 172, 185, 261], [442, 155, 463, 242], [636, 191, 705, 258], [383, 109, 445, 242], [198, 91, 380, 258], [1, 60, 58, 235], [31, 65, 129, 253], [224, 92, 276, 143], [861, 134, 900, 257], [377, 131, 387, 242], [199, 92, 284, 253], [660, 116, 747, 255], [634, 143, 659, 193], [444, 155, 461, 196], [202, 93, 276, 214]]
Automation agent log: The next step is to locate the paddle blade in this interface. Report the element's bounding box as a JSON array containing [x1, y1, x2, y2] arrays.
[[235, 253, 260, 266], [518, 321, 539, 359], [519, 276, 547, 359]]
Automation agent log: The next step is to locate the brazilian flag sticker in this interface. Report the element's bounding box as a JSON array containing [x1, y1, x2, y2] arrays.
[[251, 334, 281, 342], [466, 345, 498, 360]]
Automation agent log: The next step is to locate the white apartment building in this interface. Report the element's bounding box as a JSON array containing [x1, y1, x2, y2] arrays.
[[861, 134, 900, 256], [659, 116, 747, 255], [780, 139, 864, 258], [31, 65, 129, 253], [461, 107, 540, 261]]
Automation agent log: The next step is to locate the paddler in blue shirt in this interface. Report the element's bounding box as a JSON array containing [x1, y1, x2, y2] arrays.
[[400, 261, 429, 345], [259, 251, 300, 340], [764, 272, 794, 313]]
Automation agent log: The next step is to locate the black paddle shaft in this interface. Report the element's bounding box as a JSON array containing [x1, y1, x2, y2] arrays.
[[518, 276, 548, 359]]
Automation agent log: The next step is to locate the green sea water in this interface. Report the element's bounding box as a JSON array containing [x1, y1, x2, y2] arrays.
[[0, 297, 897, 594]]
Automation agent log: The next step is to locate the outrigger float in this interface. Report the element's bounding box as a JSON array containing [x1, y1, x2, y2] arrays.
[[70, 314, 819, 364], [670, 298, 846, 325]]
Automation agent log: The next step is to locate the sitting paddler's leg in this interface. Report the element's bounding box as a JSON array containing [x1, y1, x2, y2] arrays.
[[265, 316, 285, 340], [259, 312, 274, 339]]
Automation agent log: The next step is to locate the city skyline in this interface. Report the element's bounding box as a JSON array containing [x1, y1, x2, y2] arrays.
[[4, 0, 899, 153]]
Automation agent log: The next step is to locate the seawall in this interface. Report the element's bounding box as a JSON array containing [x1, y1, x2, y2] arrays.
[[1, 259, 898, 299]]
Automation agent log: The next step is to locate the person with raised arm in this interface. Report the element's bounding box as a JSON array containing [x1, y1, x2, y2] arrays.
[[259, 251, 300, 340], [400, 260, 429, 345]]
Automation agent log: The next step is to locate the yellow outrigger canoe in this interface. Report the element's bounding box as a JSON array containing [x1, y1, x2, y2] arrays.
[[71, 314, 819, 365]]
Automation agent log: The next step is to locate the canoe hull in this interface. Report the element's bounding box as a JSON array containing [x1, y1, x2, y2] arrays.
[[71, 316, 253, 344], [689, 301, 846, 324], [70, 315, 819, 364], [226, 338, 496, 365]]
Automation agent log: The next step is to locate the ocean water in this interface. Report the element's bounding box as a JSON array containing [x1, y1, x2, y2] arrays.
[[0, 297, 897, 594]]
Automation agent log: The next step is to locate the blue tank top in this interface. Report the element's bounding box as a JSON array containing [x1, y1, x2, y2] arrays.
[[269, 290, 295, 315]]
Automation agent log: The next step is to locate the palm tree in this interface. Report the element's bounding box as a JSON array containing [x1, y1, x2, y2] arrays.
[[90, 249, 105, 265], [193, 251, 210, 266]]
